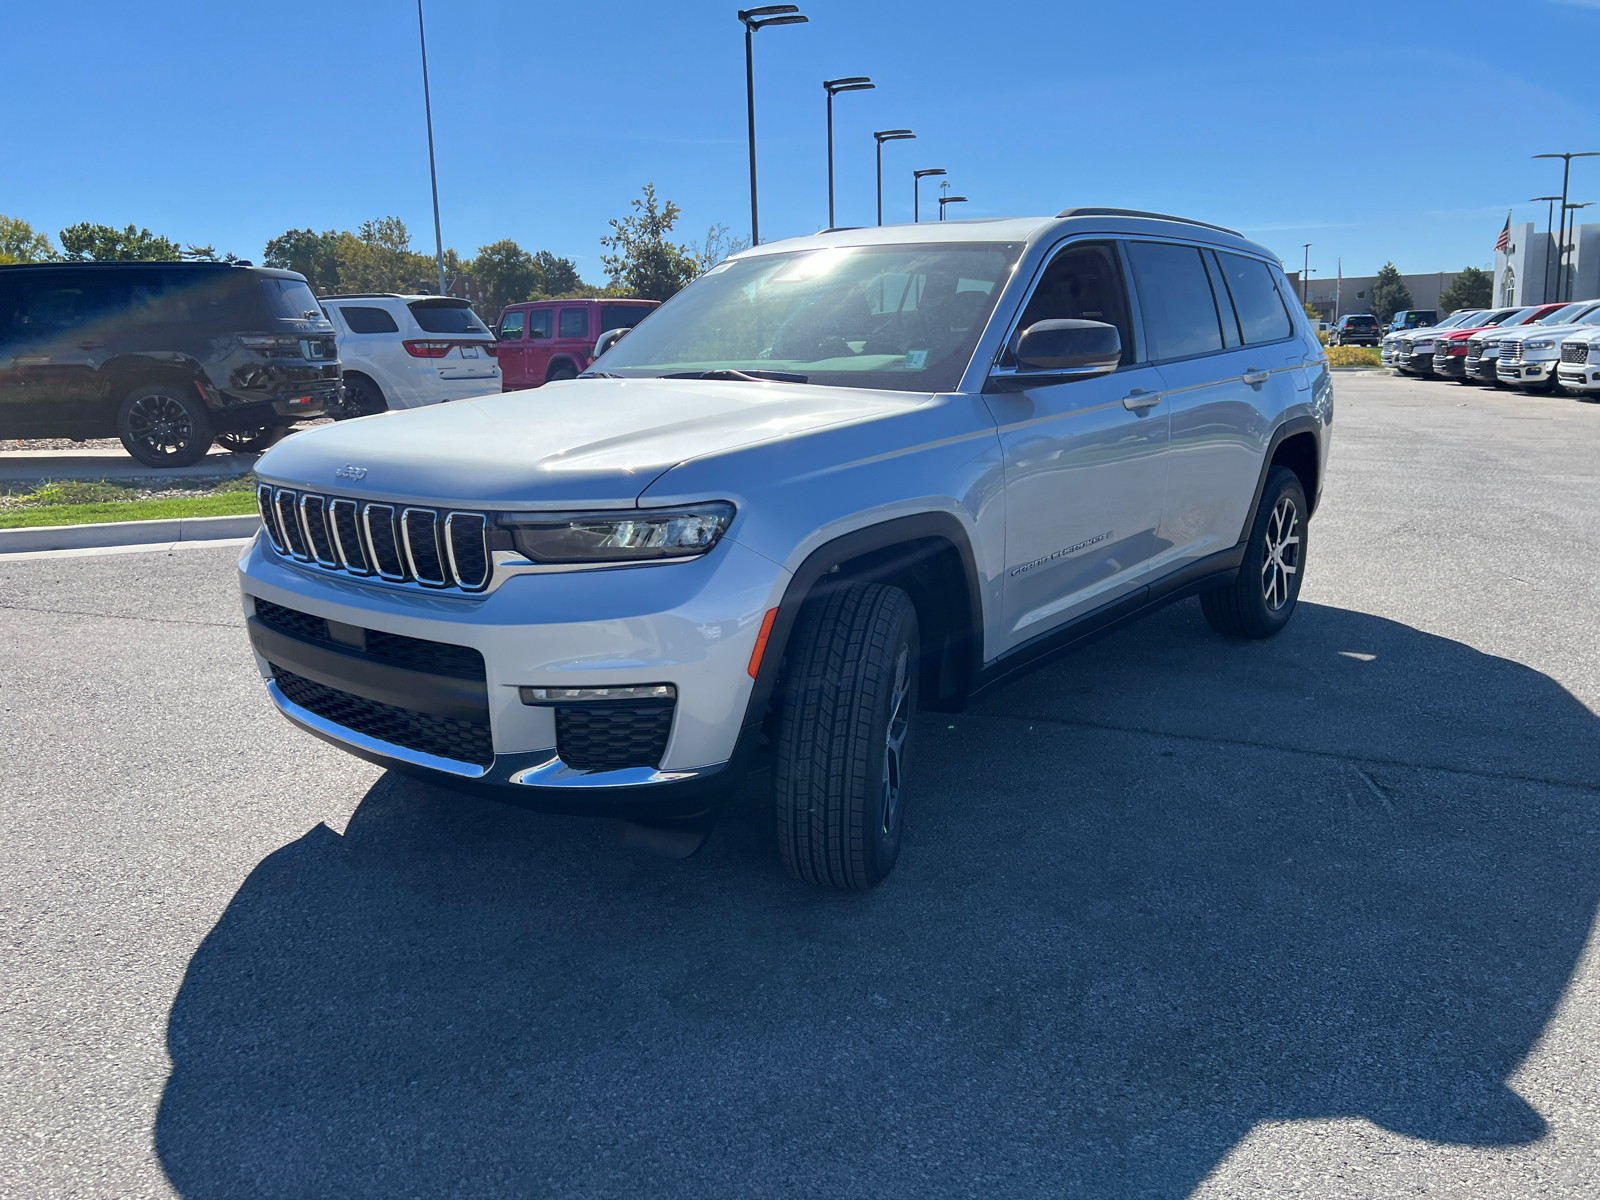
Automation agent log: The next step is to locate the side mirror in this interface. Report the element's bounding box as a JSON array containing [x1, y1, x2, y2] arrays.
[[594, 326, 632, 358], [1009, 319, 1121, 378]]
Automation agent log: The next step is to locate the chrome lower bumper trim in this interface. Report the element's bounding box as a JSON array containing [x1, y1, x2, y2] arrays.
[[509, 754, 724, 789], [266, 679, 490, 779]]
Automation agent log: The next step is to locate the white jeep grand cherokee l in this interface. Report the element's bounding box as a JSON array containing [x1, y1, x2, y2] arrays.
[[239, 209, 1332, 888]]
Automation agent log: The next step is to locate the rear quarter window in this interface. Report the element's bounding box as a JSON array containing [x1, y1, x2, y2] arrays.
[[1214, 252, 1292, 344]]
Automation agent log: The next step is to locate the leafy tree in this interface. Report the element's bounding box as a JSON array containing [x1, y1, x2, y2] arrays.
[[694, 223, 750, 272], [1438, 265, 1493, 313], [472, 239, 545, 309], [0, 215, 57, 263], [181, 244, 240, 263], [263, 228, 343, 292], [1302, 300, 1321, 323], [58, 222, 180, 262], [600, 183, 700, 302], [534, 250, 581, 297], [334, 217, 437, 294], [1370, 262, 1413, 325]]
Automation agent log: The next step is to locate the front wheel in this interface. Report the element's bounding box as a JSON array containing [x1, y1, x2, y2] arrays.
[[773, 582, 920, 890], [545, 362, 578, 383], [334, 375, 387, 419], [117, 384, 213, 468], [1201, 466, 1307, 639]]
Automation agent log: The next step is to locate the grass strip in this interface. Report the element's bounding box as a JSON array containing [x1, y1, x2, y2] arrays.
[[0, 491, 259, 529]]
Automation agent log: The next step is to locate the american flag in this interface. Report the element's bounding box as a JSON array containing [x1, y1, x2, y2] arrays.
[[1495, 213, 1511, 253]]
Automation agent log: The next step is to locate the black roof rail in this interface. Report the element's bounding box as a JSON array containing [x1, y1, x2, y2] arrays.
[[0, 259, 250, 270], [320, 293, 408, 299], [1055, 207, 1241, 237]]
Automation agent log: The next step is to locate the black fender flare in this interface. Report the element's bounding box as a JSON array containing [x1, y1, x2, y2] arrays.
[[1240, 414, 1322, 539]]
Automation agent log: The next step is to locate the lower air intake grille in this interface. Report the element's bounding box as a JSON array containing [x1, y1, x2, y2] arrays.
[[555, 703, 674, 770], [272, 666, 494, 766], [252, 598, 486, 680]]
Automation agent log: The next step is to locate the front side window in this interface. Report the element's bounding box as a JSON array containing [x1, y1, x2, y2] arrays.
[[497, 310, 524, 340], [558, 307, 589, 339], [1214, 251, 1292, 345], [593, 242, 1024, 392], [339, 305, 400, 335], [526, 309, 552, 338], [1126, 241, 1224, 361], [1006, 240, 1135, 365]]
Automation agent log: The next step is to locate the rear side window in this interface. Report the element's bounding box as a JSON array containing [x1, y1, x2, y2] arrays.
[[338, 305, 400, 334], [1214, 252, 1292, 344], [3, 279, 125, 340], [1126, 241, 1223, 361], [558, 307, 588, 339], [497, 310, 524, 340], [527, 309, 552, 338], [409, 301, 487, 334], [600, 304, 651, 333]]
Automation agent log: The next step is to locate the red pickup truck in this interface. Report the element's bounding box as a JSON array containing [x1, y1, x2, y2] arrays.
[[494, 298, 658, 390]]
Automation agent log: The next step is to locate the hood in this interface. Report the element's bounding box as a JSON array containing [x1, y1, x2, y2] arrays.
[[1501, 321, 1600, 343], [254, 377, 933, 510]]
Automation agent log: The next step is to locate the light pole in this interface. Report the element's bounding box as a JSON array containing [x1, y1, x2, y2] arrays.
[[739, 6, 809, 248], [416, 0, 446, 295], [1301, 243, 1312, 307], [1531, 195, 1561, 303], [913, 168, 945, 223], [873, 129, 914, 226], [1564, 202, 1594, 302], [824, 77, 873, 230], [1533, 152, 1599, 305], [938, 195, 967, 220]]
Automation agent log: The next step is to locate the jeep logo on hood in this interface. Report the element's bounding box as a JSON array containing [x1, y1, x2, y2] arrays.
[[334, 464, 368, 481]]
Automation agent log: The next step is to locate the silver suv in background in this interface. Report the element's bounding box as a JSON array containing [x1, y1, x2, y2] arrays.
[[240, 209, 1331, 889], [320, 294, 501, 417]]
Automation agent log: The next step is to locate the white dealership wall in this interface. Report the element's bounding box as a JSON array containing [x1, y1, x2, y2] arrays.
[[1495, 222, 1600, 307]]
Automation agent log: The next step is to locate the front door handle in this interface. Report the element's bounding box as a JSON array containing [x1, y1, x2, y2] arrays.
[[1241, 367, 1271, 385], [1122, 389, 1160, 410]]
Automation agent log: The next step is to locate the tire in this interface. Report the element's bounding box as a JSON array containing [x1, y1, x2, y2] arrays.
[[1200, 466, 1308, 640], [773, 582, 920, 890], [117, 383, 213, 468], [545, 361, 578, 383], [336, 374, 387, 419], [214, 425, 288, 454]]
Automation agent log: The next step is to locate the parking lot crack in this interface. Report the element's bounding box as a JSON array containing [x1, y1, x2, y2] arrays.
[[0, 602, 236, 630]]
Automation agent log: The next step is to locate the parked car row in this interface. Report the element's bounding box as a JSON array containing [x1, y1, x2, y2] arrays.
[[492, 298, 658, 390], [1379, 300, 1600, 396]]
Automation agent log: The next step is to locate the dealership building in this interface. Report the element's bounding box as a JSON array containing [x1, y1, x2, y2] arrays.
[[1285, 271, 1463, 323], [1493, 221, 1600, 308]]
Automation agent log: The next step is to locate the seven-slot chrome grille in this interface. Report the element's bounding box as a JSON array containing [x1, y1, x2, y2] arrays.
[[1500, 341, 1523, 364], [256, 485, 491, 592], [1562, 342, 1589, 364]]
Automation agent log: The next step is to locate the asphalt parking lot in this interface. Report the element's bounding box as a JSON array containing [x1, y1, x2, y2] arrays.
[[4, 370, 1600, 1199]]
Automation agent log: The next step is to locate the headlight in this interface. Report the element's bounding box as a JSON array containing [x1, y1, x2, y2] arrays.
[[498, 501, 735, 564], [1526, 340, 1556, 351]]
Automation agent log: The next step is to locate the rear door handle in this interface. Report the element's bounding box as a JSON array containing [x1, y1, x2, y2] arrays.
[[1122, 389, 1161, 410], [1242, 367, 1271, 385]]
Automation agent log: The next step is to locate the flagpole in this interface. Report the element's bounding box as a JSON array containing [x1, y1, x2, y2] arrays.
[[1335, 258, 1341, 323]]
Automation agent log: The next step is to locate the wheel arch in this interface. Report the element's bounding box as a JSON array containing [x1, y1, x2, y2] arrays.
[[1239, 417, 1322, 539], [545, 356, 580, 383]]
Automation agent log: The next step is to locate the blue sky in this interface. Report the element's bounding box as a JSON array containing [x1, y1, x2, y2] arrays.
[[4, 0, 1598, 285]]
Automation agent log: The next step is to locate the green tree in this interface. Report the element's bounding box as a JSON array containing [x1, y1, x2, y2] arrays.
[[1302, 300, 1321, 323], [333, 217, 437, 293], [263, 228, 343, 292], [1438, 265, 1493, 313], [1370, 262, 1413, 325], [693, 223, 750, 272], [534, 250, 582, 297], [599, 183, 700, 302], [0, 215, 57, 263], [472, 239, 545, 308], [58, 222, 180, 261]]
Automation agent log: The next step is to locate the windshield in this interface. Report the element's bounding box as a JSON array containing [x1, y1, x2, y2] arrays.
[[259, 277, 325, 322], [1536, 302, 1587, 325], [591, 242, 1024, 392], [1434, 311, 1477, 329], [409, 300, 489, 334]]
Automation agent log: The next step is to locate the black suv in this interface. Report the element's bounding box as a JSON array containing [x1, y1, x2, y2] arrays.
[[1331, 314, 1381, 346], [0, 262, 341, 466]]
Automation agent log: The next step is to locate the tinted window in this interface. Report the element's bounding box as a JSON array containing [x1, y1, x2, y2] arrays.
[[1011, 240, 1135, 366], [2, 278, 124, 342], [1201, 250, 1242, 348], [600, 304, 652, 333], [1215, 251, 1292, 344], [339, 305, 400, 334], [497, 310, 525, 340], [259, 278, 323, 321], [409, 300, 487, 334], [558, 307, 589, 339], [527, 309, 551, 338], [1126, 241, 1223, 361]]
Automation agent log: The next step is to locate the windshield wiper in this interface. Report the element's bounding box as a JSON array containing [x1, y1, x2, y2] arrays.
[[662, 369, 808, 384], [579, 370, 622, 378]]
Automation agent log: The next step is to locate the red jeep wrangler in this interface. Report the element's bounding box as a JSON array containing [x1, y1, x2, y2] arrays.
[[494, 298, 658, 390]]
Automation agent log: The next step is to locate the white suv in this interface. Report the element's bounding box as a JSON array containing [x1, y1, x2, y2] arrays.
[[320, 294, 501, 416], [241, 210, 1332, 888]]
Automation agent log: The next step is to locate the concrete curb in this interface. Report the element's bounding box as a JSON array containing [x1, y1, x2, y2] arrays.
[[0, 513, 260, 555]]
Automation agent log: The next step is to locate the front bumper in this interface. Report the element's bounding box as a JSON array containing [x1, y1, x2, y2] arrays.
[[1497, 359, 1556, 385], [1434, 353, 1469, 378], [237, 532, 787, 815], [1465, 355, 1499, 381], [1558, 362, 1600, 391]]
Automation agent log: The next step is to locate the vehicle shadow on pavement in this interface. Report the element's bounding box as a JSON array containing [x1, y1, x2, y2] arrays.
[[155, 600, 1600, 1199]]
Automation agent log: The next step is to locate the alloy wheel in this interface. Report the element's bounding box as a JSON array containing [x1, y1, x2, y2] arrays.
[[1260, 496, 1301, 610], [880, 646, 912, 836], [125, 394, 195, 458]]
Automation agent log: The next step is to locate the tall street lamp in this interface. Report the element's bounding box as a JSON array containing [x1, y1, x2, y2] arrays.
[[938, 195, 967, 220], [1533, 152, 1599, 305], [1531, 195, 1562, 303], [416, 0, 446, 295], [824, 77, 873, 230], [739, 5, 809, 248], [1564, 202, 1594, 302], [913, 168, 945, 223], [874, 129, 915, 226]]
